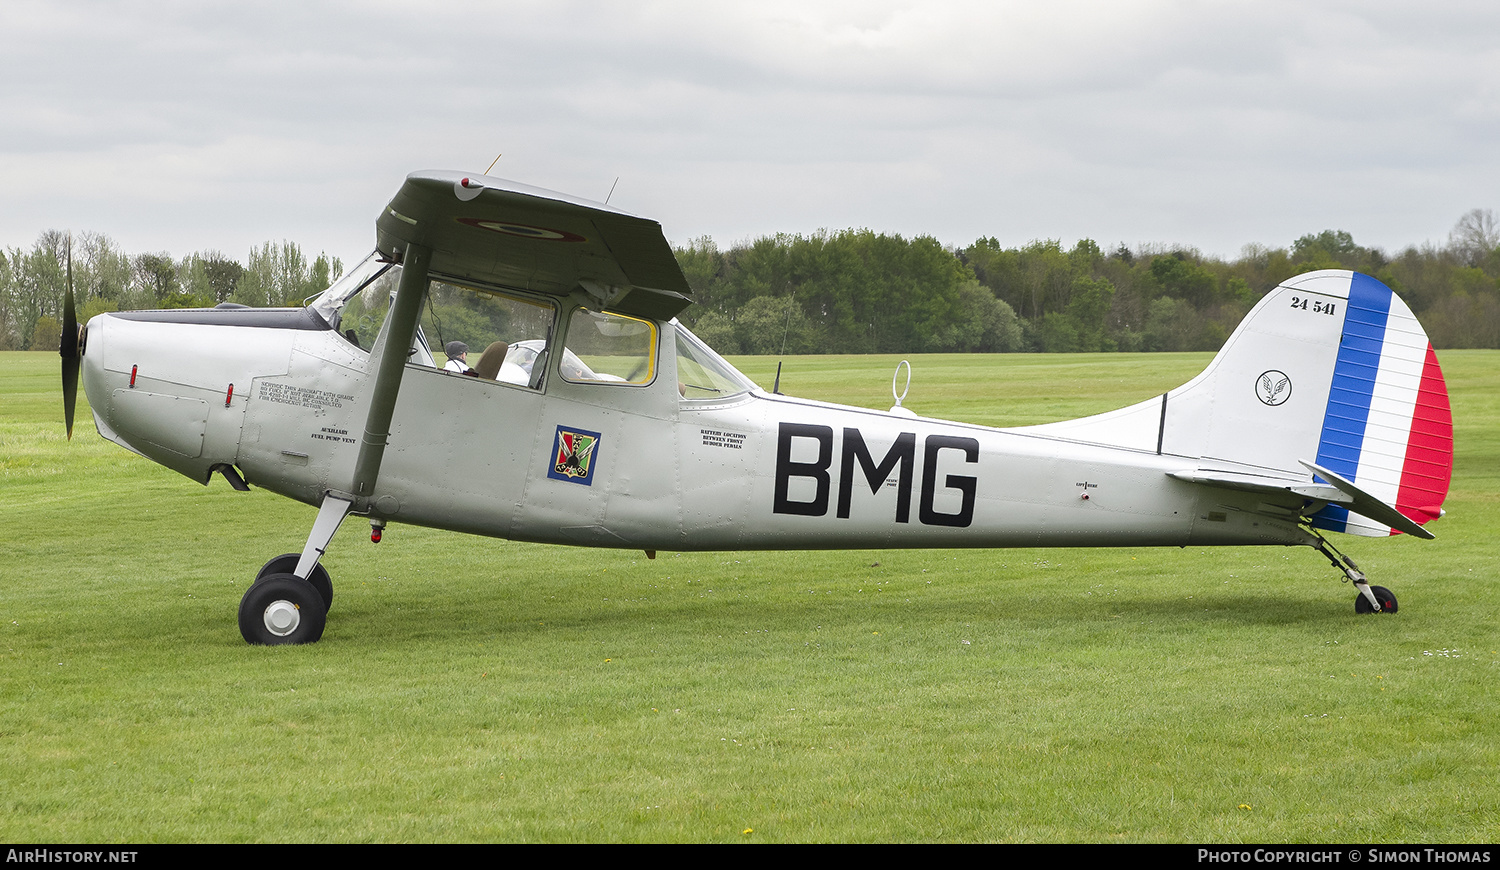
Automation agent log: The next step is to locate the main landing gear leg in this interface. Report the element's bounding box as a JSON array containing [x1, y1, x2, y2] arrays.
[[1311, 531, 1397, 614], [237, 242, 429, 646], [238, 494, 352, 645], [294, 494, 353, 583]]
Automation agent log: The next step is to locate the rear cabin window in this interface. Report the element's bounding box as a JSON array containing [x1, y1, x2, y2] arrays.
[[561, 308, 657, 385]]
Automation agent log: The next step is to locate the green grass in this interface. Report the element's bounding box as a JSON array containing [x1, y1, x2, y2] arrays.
[[2, 349, 1497, 842]]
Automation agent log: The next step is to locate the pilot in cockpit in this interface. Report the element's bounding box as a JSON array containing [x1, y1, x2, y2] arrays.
[[442, 341, 471, 374]]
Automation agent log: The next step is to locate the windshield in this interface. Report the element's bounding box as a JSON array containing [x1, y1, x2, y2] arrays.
[[309, 252, 394, 332]]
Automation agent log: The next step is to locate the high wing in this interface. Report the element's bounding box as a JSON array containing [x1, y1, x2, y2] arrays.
[[375, 170, 692, 321]]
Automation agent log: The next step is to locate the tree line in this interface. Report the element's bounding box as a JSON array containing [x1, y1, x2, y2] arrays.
[[4, 209, 1497, 353], [676, 208, 1500, 354], [0, 233, 343, 351]]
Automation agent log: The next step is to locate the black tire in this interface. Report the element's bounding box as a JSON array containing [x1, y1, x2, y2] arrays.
[[1355, 585, 1398, 614], [239, 574, 328, 645], [255, 553, 333, 611]]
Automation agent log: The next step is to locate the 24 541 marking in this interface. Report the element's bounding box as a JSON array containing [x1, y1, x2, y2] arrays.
[[1290, 295, 1337, 316]]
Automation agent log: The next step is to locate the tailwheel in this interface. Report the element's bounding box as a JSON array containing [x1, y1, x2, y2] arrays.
[[1355, 585, 1398, 614], [1310, 530, 1398, 615], [239, 574, 327, 645], [255, 553, 333, 611]]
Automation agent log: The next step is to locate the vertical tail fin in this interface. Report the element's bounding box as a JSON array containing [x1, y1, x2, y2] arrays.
[[1024, 270, 1453, 536]]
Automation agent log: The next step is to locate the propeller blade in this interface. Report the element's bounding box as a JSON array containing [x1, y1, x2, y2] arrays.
[[62, 357, 79, 439], [60, 234, 79, 439]]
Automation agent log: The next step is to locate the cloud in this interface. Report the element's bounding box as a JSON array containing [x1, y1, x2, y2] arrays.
[[1, 0, 1495, 260]]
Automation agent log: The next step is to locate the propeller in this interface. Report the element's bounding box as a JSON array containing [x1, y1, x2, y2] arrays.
[[60, 234, 81, 439]]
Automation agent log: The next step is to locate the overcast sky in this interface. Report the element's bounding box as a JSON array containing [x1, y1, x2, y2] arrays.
[[3, 0, 1496, 265]]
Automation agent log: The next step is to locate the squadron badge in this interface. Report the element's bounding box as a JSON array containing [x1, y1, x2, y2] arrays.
[[548, 426, 602, 485], [1255, 370, 1292, 406]]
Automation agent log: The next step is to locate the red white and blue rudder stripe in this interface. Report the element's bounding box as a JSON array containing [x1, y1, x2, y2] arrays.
[[1310, 273, 1453, 536]]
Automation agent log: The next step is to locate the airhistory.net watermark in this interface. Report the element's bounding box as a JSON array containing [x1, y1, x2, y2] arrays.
[[5, 851, 137, 863]]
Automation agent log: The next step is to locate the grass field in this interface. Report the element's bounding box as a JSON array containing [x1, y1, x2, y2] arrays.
[[2, 348, 1497, 843]]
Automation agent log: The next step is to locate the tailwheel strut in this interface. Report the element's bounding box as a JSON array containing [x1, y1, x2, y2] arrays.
[[1310, 530, 1396, 614]]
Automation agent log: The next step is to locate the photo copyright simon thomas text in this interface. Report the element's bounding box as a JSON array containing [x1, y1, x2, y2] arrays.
[[1198, 851, 1491, 864]]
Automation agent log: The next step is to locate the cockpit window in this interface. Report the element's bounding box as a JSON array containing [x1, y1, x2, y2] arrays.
[[423, 282, 555, 388], [308, 251, 556, 388], [561, 308, 656, 385], [675, 323, 755, 399]]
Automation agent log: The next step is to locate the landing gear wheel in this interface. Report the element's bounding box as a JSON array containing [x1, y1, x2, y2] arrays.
[[1355, 585, 1398, 614], [255, 553, 333, 611], [239, 574, 327, 645]]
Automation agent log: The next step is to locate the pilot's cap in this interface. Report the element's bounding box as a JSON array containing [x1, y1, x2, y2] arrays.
[[445, 341, 468, 358]]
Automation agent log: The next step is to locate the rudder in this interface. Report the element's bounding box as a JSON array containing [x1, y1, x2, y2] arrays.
[[1306, 273, 1453, 536]]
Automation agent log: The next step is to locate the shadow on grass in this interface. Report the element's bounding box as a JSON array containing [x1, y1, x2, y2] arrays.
[[298, 584, 1367, 649]]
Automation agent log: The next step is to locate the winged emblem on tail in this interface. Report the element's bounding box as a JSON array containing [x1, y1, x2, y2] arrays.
[[1256, 370, 1292, 406]]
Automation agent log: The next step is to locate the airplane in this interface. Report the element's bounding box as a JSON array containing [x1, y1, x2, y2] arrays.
[[58, 170, 1454, 645]]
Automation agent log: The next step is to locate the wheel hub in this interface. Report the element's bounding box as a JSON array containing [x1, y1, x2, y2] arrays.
[[263, 600, 301, 636]]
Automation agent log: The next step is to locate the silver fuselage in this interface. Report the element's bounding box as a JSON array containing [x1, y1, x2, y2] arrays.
[[81, 305, 1312, 555]]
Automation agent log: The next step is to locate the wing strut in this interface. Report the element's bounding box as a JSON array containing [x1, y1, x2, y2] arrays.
[[290, 241, 430, 583], [351, 241, 431, 498]]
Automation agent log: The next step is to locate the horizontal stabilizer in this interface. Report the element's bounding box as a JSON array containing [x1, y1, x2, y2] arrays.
[[1167, 467, 1343, 502], [1170, 461, 1435, 540], [1300, 460, 1434, 540]]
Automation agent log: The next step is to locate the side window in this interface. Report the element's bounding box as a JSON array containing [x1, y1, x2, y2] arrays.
[[337, 265, 401, 351], [422, 282, 555, 389], [561, 308, 657, 385]]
